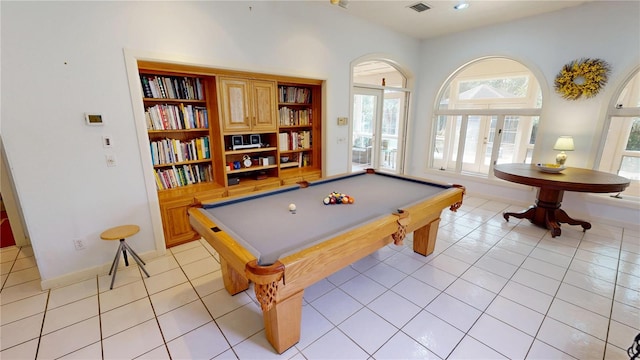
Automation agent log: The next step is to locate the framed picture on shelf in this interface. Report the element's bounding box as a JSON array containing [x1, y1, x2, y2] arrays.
[[232, 135, 243, 146], [250, 134, 261, 145]]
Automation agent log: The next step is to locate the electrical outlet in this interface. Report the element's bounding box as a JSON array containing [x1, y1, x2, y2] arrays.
[[73, 239, 86, 250], [105, 154, 117, 167]]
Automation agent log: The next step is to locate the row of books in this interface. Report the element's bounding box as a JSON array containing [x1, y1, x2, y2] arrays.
[[278, 86, 311, 104], [145, 104, 208, 131], [150, 136, 210, 165], [278, 131, 311, 151], [280, 153, 311, 168], [140, 75, 204, 100], [154, 164, 212, 190], [278, 107, 312, 126]]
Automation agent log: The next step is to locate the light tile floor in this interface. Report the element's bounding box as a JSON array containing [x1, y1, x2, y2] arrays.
[[1, 196, 639, 359]]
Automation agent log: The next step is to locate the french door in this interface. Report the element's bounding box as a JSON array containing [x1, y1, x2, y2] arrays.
[[351, 86, 405, 172]]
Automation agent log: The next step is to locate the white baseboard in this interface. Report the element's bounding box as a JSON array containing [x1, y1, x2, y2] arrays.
[[40, 249, 163, 290]]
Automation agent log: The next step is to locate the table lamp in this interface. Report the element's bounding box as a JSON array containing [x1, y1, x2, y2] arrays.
[[553, 136, 574, 165]]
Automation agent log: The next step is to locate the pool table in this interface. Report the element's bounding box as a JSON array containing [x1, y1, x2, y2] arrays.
[[188, 169, 464, 353]]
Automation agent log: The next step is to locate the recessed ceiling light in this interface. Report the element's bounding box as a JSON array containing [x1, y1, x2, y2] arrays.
[[454, 2, 470, 10]]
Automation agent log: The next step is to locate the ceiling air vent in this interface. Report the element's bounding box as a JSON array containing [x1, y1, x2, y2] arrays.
[[409, 2, 430, 13]]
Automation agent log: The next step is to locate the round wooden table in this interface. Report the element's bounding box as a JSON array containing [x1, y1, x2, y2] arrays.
[[493, 163, 630, 237]]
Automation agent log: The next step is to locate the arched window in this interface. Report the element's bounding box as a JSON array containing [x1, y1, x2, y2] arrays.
[[351, 60, 410, 173], [597, 68, 640, 198], [430, 57, 542, 176]]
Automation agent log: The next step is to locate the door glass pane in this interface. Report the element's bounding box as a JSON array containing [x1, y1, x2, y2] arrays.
[[352, 94, 375, 169], [620, 156, 640, 180], [495, 116, 536, 165], [463, 116, 480, 164], [380, 90, 404, 171], [496, 116, 517, 165]]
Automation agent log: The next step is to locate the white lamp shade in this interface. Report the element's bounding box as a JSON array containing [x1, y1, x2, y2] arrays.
[[553, 136, 575, 151]]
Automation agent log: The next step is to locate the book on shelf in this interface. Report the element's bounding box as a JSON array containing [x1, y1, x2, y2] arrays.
[[145, 104, 208, 131], [140, 75, 204, 100], [278, 131, 311, 151], [278, 86, 311, 104], [154, 163, 212, 190], [150, 136, 210, 165], [278, 107, 312, 126]]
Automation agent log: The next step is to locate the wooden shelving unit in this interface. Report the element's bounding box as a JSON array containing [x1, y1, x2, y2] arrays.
[[277, 83, 322, 184]]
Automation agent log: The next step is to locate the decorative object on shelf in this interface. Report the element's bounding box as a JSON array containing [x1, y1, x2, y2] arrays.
[[536, 163, 566, 173], [554, 58, 610, 100], [553, 136, 574, 165], [280, 156, 289, 163], [243, 155, 252, 168], [250, 134, 261, 145]]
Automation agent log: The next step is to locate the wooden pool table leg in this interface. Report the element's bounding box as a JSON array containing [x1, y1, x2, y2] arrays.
[[220, 257, 249, 295], [413, 217, 441, 256], [264, 289, 304, 354]]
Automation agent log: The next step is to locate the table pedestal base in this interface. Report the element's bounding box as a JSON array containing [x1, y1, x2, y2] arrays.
[[503, 189, 591, 237]]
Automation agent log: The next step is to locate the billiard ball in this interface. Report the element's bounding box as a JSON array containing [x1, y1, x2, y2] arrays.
[[288, 203, 296, 211], [323, 197, 330, 205]]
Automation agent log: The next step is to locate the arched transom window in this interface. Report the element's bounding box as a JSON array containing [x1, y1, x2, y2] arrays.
[[430, 57, 542, 176]]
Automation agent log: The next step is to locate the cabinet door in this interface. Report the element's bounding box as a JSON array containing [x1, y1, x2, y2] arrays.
[[161, 197, 200, 247], [250, 80, 277, 131], [219, 78, 251, 132]]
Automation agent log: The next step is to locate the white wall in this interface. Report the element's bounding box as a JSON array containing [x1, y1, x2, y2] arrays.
[[409, 1, 640, 228], [1, 1, 419, 287]]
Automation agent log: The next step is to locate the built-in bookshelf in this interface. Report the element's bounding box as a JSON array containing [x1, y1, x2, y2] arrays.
[[139, 66, 226, 248], [277, 84, 319, 174], [141, 73, 216, 191]]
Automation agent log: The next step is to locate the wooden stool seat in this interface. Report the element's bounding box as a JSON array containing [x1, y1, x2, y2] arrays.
[[100, 224, 140, 241], [102, 224, 149, 289]]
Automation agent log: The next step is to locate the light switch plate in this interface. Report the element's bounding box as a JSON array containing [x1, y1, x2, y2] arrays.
[[102, 135, 113, 148], [337, 117, 348, 126]]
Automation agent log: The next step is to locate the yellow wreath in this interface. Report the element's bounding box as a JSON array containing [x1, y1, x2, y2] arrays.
[[554, 58, 611, 100]]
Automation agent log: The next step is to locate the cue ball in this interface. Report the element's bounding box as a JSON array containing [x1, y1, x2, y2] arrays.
[[288, 203, 296, 211]]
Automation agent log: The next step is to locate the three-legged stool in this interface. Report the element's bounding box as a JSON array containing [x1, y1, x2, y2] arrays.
[[100, 224, 150, 289]]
